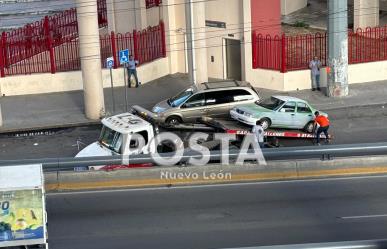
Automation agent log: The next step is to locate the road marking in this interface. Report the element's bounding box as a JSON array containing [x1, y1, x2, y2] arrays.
[[47, 173, 387, 196], [341, 214, 387, 219]]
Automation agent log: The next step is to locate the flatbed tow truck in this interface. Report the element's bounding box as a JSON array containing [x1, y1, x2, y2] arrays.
[[132, 106, 328, 141], [75, 106, 329, 170]]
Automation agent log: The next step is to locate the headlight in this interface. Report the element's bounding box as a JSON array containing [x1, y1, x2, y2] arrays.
[[244, 112, 253, 118]]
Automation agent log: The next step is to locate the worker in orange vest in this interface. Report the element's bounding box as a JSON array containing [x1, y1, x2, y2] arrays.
[[314, 111, 330, 145]]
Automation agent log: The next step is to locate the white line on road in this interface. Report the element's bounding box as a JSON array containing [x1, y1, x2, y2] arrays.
[[340, 214, 387, 219], [47, 173, 387, 196]]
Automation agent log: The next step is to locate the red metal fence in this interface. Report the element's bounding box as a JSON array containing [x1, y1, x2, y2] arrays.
[[0, 22, 166, 77], [252, 25, 387, 72], [146, 0, 162, 9], [0, 0, 108, 77]]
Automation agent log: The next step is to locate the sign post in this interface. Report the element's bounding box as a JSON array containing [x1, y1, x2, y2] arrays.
[[106, 57, 115, 114], [119, 49, 129, 112]]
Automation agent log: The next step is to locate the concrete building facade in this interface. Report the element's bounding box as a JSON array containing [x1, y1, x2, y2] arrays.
[[3, 0, 387, 97], [106, 0, 281, 86]]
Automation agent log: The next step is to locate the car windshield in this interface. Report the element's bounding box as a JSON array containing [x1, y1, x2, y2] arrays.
[[98, 125, 123, 154], [258, 97, 285, 110], [168, 88, 194, 107]]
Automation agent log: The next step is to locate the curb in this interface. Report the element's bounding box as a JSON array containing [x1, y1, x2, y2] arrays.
[[0, 121, 100, 135], [44, 155, 387, 192]]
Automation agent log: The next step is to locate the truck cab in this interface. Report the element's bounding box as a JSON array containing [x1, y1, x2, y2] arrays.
[[75, 113, 157, 170]]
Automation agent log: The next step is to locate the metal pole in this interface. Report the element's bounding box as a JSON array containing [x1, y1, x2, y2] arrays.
[[110, 68, 116, 114], [327, 0, 349, 97], [0, 103, 3, 127], [124, 64, 128, 112], [185, 0, 197, 85]]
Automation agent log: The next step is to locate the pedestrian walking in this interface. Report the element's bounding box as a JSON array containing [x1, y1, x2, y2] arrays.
[[252, 120, 265, 148], [127, 55, 139, 88], [314, 111, 330, 145], [309, 56, 322, 91]]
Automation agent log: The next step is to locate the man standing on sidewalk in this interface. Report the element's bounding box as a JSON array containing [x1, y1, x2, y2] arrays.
[[309, 56, 322, 91], [314, 111, 330, 145], [252, 120, 265, 148], [127, 55, 139, 88]]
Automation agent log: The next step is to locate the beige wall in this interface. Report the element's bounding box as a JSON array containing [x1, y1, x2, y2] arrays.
[[0, 58, 170, 96], [109, 0, 136, 33], [146, 7, 162, 27], [107, 0, 163, 33], [381, 0, 387, 11], [348, 60, 387, 84], [281, 0, 307, 15], [163, 0, 187, 75], [205, 0, 243, 80], [247, 68, 285, 91], [354, 0, 379, 29]]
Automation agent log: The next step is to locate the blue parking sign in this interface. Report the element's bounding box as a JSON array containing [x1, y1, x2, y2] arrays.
[[106, 57, 114, 69], [119, 49, 129, 65]]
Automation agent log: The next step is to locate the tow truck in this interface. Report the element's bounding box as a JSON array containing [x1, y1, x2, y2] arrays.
[[75, 105, 329, 170]]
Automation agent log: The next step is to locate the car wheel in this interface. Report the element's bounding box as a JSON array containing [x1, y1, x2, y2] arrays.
[[260, 118, 271, 130], [166, 116, 182, 126], [304, 121, 315, 133]]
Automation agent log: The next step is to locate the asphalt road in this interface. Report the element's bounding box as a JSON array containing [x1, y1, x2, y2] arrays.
[[47, 176, 387, 249], [1, 109, 387, 160]]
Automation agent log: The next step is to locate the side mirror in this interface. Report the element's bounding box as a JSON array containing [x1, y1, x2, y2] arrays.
[[280, 109, 286, 113]]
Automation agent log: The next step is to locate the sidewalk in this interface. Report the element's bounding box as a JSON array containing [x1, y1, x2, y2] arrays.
[[0, 73, 190, 133], [0, 73, 386, 133], [282, 0, 387, 30], [258, 81, 387, 111]]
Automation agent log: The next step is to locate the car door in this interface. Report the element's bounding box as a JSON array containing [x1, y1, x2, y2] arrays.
[[273, 101, 297, 128], [178, 93, 206, 122], [295, 102, 314, 128], [204, 90, 235, 118]]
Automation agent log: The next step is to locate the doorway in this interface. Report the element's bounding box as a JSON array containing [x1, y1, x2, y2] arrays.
[[225, 38, 242, 81]]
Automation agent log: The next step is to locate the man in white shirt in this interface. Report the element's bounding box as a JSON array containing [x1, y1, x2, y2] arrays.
[[309, 56, 322, 91], [127, 55, 139, 88], [252, 120, 265, 148]]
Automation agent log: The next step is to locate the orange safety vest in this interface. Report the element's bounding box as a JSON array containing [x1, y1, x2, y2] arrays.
[[315, 115, 330, 127]]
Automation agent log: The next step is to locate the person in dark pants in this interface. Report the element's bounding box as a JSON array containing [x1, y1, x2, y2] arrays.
[[252, 120, 265, 148], [127, 55, 139, 88], [314, 111, 330, 145]]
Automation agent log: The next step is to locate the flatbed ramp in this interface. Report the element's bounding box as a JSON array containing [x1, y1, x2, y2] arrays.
[[131, 106, 328, 139], [200, 117, 328, 139]]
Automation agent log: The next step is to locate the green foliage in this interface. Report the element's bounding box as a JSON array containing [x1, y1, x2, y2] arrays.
[[293, 21, 310, 28]]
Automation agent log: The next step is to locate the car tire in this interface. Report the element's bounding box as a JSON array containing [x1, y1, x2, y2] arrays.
[[260, 118, 271, 130], [166, 116, 182, 126], [304, 121, 315, 133]]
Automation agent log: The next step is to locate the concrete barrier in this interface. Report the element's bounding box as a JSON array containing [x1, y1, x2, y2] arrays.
[[45, 155, 387, 191]]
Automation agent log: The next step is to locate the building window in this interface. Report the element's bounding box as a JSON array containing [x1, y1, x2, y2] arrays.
[[146, 0, 162, 9]]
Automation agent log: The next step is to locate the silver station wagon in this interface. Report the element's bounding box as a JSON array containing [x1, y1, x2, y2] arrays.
[[152, 80, 260, 125]]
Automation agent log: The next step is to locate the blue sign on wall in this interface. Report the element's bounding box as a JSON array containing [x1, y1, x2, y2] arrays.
[[119, 49, 129, 65], [106, 57, 114, 69]]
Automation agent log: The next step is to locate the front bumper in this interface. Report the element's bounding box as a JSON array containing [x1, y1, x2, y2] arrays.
[[230, 110, 257, 126]]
